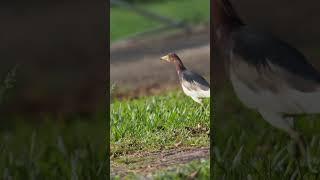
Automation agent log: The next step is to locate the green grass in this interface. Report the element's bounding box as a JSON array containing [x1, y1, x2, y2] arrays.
[[112, 159, 209, 180], [110, 0, 210, 41], [0, 117, 106, 179], [153, 159, 210, 179], [111, 91, 210, 177], [213, 86, 320, 179], [111, 91, 209, 155]]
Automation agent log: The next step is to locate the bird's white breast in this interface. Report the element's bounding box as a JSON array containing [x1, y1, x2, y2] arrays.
[[230, 62, 320, 114], [181, 84, 210, 98]]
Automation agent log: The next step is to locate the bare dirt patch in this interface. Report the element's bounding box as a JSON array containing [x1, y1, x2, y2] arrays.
[[111, 146, 209, 177]]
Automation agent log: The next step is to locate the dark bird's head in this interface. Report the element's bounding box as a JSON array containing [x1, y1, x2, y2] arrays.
[[160, 53, 181, 63], [161, 53, 186, 72]]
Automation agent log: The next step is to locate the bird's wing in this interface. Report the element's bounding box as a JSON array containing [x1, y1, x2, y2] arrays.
[[230, 27, 320, 93], [180, 70, 210, 92]]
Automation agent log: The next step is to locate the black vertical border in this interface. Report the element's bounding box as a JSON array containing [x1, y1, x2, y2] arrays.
[[210, 0, 214, 179], [106, 0, 111, 178]]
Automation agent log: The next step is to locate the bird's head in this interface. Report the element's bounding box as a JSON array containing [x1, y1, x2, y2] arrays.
[[160, 53, 180, 63]]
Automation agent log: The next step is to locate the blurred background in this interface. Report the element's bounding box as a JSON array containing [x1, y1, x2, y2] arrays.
[[0, 1, 106, 117], [0, 1, 107, 178], [110, 0, 210, 98]]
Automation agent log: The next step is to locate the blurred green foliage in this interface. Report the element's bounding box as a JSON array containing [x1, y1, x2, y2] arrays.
[[111, 0, 210, 41], [0, 117, 107, 179], [123, 0, 167, 4]]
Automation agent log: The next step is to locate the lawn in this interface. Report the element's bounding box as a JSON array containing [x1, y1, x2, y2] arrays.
[[0, 117, 107, 179], [213, 86, 320, 179], [110, 90, 210, 178], [110, 0, 210, 42], [153, 159, 210, 179]]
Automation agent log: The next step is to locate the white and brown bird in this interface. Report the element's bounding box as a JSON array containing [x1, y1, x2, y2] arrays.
[[161, 53, 210, 104], [213, 0, 320, 169]]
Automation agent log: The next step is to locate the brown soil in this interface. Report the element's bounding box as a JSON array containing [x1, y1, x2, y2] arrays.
[[111, 147, 209, 177]]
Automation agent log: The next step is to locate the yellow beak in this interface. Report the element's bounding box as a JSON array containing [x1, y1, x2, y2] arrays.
[[160, 55, 170, 62]]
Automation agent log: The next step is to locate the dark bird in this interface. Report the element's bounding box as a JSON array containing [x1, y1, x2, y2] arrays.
[[161, 53, 210, 104], [213, 0, 320, 167]]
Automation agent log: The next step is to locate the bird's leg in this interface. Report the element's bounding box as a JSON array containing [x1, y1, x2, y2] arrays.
[[288, 126, 317, 173], [199, 102, 205, 113], [191, 97, 203, 105], [281, 117, 306, 159], [259, 111, 316, 172], [288, 128, 306, 158], [284, 117, 318, 173], [196, 98, 208, 113]]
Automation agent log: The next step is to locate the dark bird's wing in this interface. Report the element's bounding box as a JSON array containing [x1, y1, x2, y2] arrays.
[[180, 70, 210, 91], [230, 27, 320, 92]]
